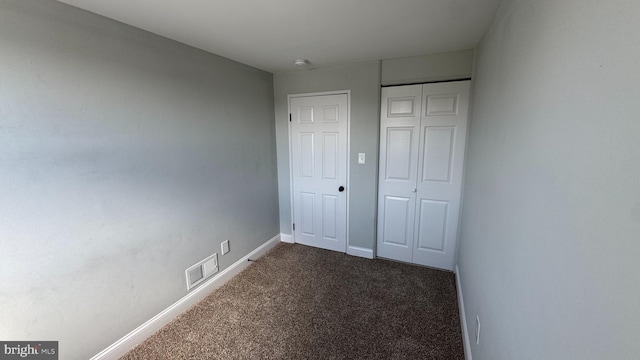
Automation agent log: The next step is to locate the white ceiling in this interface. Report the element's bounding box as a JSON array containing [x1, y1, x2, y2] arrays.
[[57, 0, 500, 73]]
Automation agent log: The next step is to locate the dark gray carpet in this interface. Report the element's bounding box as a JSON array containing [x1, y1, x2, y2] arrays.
[[121, 243, 464, 359]]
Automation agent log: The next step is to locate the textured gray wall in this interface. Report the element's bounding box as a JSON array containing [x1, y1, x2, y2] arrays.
[[274, 62, 381, 250], [0, 1, 278, 358], [381, 50, 474, 85], [458, 0, 640, 359]]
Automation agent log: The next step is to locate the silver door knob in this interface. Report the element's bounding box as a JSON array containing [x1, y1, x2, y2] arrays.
[[411, 188, 417, 193]]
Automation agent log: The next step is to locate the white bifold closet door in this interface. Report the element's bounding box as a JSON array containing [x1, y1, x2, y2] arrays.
[[376, 81, 470, 271]]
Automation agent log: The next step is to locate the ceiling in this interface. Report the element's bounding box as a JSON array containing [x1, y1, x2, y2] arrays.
[[57, 0, 501, 73]]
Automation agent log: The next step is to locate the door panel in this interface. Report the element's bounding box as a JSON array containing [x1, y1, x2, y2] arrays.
[[322, 105, 339, 123], [413, 81, 470, 270], [291, 94, 348, 253], [299, 133, 315, 178], [377, 81, 470, 271], [322, 133, 338, 179], [382, 195, 413, 249], [299, 106, 314, 123], [386, 128, 415, 180], [301, 192, 315, 235], [416, 199, 448, 251], [377, 85, 422, 262], [421, 126, 455, 182], [322, 195, 338, 240], [425, 94, 459, 116], [388, 98, 418, 117]]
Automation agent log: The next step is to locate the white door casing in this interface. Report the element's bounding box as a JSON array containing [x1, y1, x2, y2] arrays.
[[377, 81, 470, 271], [289, 93, 349, 253]]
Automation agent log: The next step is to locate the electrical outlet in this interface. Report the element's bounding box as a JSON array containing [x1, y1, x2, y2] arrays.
[[221, 240, 230, 255], [475, 316, 481, 345]]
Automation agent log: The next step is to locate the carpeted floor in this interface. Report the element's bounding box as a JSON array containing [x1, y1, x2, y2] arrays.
[[121, 243, 464, 359]]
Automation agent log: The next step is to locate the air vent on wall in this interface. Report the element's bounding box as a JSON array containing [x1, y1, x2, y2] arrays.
[[185, 253, 218, 291], [187, 266, 204, 286]]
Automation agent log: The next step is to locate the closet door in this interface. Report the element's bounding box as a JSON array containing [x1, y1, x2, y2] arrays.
[[376, 85, 422, 262], [377, 81, 470, 271], [413, 81, 470, 270]]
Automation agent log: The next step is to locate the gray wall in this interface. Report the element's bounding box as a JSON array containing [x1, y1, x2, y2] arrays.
[[274, 62, 381, 249], [458, 0, 640, 359], [0, 1, 278, 358], [381, 50, 474, 86], [274, 52, 474, 252]]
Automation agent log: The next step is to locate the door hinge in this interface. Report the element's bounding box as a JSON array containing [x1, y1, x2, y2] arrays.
[[289, 113, 292, 122], [293, 223, 295, 231]]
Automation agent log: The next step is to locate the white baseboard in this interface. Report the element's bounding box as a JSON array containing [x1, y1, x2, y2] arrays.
[[280, 233, 293, 243], [91, 234, 281, 360], [347, 245, 374, 259], [456, 265, 472, 360], [279, 235, 372, 260]]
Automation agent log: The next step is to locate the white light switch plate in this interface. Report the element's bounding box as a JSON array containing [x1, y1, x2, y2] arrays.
[[221, 240, 230, 255], [358, 153, 365, 164]]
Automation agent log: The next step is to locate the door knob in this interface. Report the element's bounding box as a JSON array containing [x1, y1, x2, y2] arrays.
[[411, 188, 417, 193], [339, 186, 345, 192]]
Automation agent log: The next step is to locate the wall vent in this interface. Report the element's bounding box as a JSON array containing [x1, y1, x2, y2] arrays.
[[185, 253, 218, 291], [187, 266, 204, 285]]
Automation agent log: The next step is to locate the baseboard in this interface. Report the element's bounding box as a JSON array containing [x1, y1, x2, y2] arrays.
[[91, 234, 281, 360], [456, 265, 472, 360], [280, 233, 293, 243], [280, 236, 372, 260], [346, 245, 374, 259]]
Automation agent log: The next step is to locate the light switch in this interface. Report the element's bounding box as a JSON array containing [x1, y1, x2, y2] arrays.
[[221, 240, 230, 255], [358, 153, 366, 164]]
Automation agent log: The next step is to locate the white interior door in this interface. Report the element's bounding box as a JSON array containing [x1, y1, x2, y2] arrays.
[[412, 81, 469, 270], [290, 93, 348, 253], [377, 81, 470, 271], [376, 84, 422, 262]]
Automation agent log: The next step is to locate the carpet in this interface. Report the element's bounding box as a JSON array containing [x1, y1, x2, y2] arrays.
[[121, 243, 464, 359]]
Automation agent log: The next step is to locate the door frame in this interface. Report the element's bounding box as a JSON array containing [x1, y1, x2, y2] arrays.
[[287, 90, 351, 251]]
